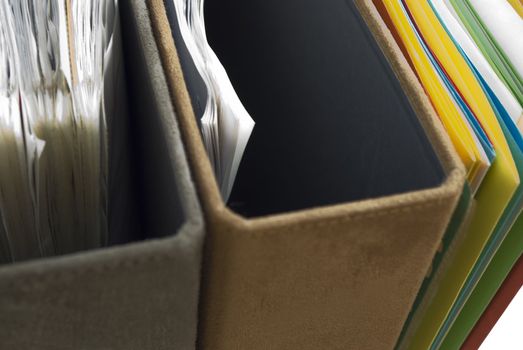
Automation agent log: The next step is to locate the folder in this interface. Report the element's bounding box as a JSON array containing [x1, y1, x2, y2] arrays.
[[374, 2, 521, 348], [462, 253, 523, 350], [148, 0, 466, 348], [430, 73, 523, 350], [0, 1, 204, 348], [439, 214, 523, 348]]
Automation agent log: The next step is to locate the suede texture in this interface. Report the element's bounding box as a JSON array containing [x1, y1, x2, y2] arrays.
[[147, 0, 467, 349], [0, 1, 205, 349]]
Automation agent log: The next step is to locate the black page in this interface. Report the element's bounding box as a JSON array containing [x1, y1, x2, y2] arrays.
[[167, 0, 444, 217]]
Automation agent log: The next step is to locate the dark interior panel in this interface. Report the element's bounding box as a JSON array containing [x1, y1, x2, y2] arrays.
[[166, 0, 444, 217]]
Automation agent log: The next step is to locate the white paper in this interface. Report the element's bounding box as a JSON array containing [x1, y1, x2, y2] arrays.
[[172, 0, 255, 201], [437, 0, 523, 125], [0, 0, 122, 262], [470, 0, 523, 82]]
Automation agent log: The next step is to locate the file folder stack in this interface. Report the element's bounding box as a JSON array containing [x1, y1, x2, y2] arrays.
[[0, 0, 521, 349], [373, 0, 523, 348]]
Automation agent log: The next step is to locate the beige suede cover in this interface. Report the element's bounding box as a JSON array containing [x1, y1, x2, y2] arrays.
[[147, 0, 466, 348]]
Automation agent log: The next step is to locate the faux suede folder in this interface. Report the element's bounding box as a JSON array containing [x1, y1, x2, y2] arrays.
[[148, 0, 467, 349], [0, 1, 205, 349]]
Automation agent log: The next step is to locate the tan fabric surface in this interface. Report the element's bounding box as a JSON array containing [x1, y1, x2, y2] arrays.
[[147, 0, 466, 348]]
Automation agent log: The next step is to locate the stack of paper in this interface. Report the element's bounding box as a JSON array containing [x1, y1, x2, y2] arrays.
[[172, 0, 255, 200], [0, 0, 127, 263]]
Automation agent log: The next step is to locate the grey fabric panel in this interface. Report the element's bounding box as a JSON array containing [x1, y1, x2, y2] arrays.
[[0, 1, 204, 349], [123, 0, 186, 239], [0, 231, 202, 350]]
